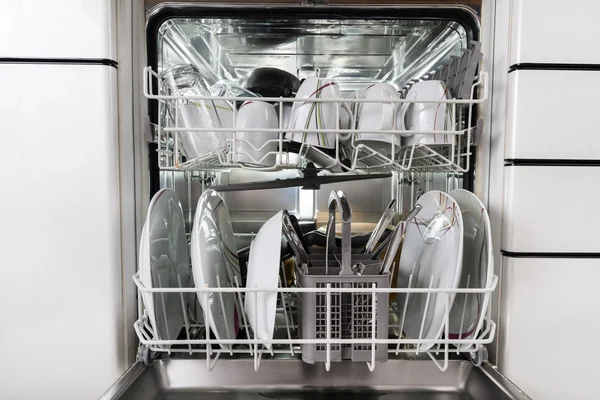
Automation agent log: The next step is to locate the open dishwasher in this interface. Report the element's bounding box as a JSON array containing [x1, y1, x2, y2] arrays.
[[102, 1, 529, 399]]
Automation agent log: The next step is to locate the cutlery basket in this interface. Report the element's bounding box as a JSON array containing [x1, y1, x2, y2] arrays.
[[297, 260, 390, 364]]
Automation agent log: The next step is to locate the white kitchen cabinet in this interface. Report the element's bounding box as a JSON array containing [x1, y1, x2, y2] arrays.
[[499, 256, 600, 400], [505, 69, 600, 160], [502, 165, 600, 253], [0, 64, 122, 400], [0, 0, 116, 60], [510, 0, 600, 64]]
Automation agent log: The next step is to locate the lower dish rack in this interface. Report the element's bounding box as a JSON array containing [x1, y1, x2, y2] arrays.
[[132, 271, 497, 373]]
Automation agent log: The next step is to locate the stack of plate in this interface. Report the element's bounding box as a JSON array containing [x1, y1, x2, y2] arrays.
[[397, 189, 493, 349], [138, 189, 192, 346], [139, 189, 242, 350]]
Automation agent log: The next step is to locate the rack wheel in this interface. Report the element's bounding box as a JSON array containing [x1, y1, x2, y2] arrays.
[[469, 346, 488, 367], [138, 345, 153, 366]]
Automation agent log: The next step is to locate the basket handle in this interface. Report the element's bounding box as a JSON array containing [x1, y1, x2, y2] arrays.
[[326, 190, 353, 275]]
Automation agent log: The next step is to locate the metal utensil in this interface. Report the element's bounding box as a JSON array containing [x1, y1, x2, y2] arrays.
[[379, 204, 422, 274], [282, 210, 310, 274], [325, 190, 353, 275], [364, 199, 397, 254], [372, 204, 422, 273]]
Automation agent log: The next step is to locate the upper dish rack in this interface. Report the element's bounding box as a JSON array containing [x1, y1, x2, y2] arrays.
[[143, 53, 487, 174]]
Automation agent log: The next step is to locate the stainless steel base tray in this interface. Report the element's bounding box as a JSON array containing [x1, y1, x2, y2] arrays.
[[101, 358, 529, 400]]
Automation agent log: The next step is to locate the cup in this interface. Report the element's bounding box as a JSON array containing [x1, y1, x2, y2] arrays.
[[234, 101, 279, 167], [288, 77, 352, 149], [354, 83, 403, 157], [398, 80, 452, 147]]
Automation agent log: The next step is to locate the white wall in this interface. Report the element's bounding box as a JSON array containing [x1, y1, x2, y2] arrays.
[[0, 1, 125, 399], [497, 1, 600, 399]]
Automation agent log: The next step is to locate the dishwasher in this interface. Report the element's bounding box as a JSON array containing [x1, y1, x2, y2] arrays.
[[101, 1, 529, 399]]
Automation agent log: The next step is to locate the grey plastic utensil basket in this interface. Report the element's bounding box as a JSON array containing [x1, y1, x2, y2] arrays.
[[297, 260, 390, 364]]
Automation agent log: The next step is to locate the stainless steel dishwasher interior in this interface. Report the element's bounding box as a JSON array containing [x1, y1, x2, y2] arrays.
[[103, 359, 529, 400], [118, 4, 523, 400]]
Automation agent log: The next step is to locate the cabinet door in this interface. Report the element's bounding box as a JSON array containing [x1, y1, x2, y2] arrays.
[[510, 0, 600, 64], [0, 63, 122, 400], [0, 0, 115, 59], [502, 165, 600, 253], [506, 69, 600, 160], [499, 257, 600, 400]]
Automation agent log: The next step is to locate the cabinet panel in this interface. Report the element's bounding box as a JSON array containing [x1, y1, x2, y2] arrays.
[[499, 257, 600, 400], [0, 64, 122, 399], [0, 0, 115, 59], [503, 166, 600, 253], [510, 0, 600, 64], [506, 69, 600, 160]]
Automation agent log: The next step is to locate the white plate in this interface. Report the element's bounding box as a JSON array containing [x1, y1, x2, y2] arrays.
[[245, 211, 283, 350], [397, 190, 463, 350], [191, 189, 241, 351], [138, 189, 191, 345], [448, 189, 493, 349]]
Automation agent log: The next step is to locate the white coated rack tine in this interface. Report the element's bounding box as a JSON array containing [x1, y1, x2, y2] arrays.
[[416, 275, 435, 355], [215, 276, 233, 355], [396, 273, 414, 355], [473, 275, 496, 347], [440, 290, 451, 372], [203, 288, 212, 370], [177, 274, 193, 355], [325, 283, 331, 372], [233, 275, 253, 356], [254, 348, 262, 372], [457, 274, 471, 353], [221, 243, 242, 336], [231, 104, 238, 162], [427, 349, 448, 372], [366, 283, 377, 372], [208, 352, 221, 372], [136, 275, 143, 339], [278, 100, 284, 156], [155, 272, 171, 352], [253, 285, 260, 368], [278, 275, 295, 357]]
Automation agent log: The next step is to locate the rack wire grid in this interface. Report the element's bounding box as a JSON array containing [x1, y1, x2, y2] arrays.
[[132, 269, 498, 373], [143, 67, 488, 174]]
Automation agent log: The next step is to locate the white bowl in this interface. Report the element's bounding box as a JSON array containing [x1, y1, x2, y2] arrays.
[[288, 77, 351, 149], [355, 83, 402, 156], [234, 101, 279, 167], [398, 80, 451, 147]]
